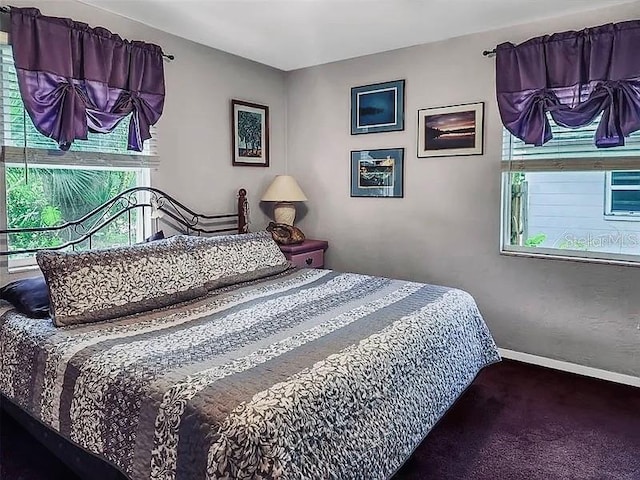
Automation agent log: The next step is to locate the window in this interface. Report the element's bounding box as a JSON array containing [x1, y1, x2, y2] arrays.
[[5, 164, 151, 268], [502, 115, 640, 265], [605, 172, 640, 217], [0, 36, 158, 269]]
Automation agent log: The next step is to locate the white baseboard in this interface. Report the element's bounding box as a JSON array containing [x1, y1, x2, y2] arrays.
[[498, 348, 640, 388]]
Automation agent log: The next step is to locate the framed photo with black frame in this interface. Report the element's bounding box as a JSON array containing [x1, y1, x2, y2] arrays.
[[351, 80, 405, 135], [350, 148, 404, 198], [231, 99, 270, 167], [417, 102, 484, 157]]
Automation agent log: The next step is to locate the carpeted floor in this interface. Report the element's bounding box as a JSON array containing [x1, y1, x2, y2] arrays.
[[1, 359, 639, 480], [395, 360, 640, 480], [0, 409, 80, 480]]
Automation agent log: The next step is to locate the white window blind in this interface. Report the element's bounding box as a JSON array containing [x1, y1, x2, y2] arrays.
[[502, 114, 640, 172], [0, 40, 159, 168]]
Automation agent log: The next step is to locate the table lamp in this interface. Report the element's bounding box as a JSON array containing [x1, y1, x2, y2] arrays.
[[261, 175, 308, 225]]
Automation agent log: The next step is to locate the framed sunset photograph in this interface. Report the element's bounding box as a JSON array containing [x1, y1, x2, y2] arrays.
[[417, 102, 484, 157]]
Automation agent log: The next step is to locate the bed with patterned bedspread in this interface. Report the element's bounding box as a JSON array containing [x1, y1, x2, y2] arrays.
[[0, 234, 499, 480]]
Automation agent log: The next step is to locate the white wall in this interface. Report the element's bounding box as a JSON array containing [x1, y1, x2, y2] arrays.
[[286, 2, 640, 376], [10, 0, 287, 226]]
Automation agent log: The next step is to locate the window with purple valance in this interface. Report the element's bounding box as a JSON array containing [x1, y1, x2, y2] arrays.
[[9, 7, 165, 152], [496, 20, 640, 149]]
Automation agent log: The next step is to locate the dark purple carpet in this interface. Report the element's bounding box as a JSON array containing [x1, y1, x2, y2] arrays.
[[1, 360, 639, 480], [394, 360, 640, 480], [0, 411, 80, 480]]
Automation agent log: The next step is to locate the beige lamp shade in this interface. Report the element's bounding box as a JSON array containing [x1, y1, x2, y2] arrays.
[[261, 175, 308, 202], [261, 175, 307, 225]]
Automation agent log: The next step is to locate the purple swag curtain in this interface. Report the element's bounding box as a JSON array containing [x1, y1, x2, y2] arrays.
[[10, 7, 165, 151], [496, 21, 640, 148]]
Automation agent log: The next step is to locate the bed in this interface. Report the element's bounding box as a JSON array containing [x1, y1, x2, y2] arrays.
[[0, 187, 499, 480]]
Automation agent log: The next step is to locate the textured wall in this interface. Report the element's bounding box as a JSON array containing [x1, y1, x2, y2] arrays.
[[286, 2, 640, 376]]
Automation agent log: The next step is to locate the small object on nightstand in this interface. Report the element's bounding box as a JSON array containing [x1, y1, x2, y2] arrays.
[[279, 239, 329, 269], [266, 222, 305, 245]]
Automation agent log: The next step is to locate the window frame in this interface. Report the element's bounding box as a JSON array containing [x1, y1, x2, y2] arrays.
[[0, 33, 158, 272], [501, 120, 640, 267], [604, 171, 640, 219]]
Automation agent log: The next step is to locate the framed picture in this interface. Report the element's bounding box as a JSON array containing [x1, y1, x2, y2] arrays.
[[232, 100, 269, 166], [351, 80, 405, 135], [351, 148, 404, 198], [417, 102, 484, 157]]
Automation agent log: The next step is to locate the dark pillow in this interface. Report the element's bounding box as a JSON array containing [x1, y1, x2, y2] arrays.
[[0, 276, 50, 318], [145, 230, 165, 242]]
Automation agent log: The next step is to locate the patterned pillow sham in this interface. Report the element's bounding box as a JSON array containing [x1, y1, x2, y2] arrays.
[[183, 231, 291, 290], [36, 236, 207, 327]]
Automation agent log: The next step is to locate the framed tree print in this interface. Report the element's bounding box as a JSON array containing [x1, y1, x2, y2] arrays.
[[351, 80, 405, 134], [232, 100, 270, 166], [417, 102, 484, 157]]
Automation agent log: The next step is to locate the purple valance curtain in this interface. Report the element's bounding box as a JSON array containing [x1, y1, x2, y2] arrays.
[[496, 21, 640, 148], [10, 7, 165, 151]]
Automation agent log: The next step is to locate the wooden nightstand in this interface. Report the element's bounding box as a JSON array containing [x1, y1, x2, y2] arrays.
[[278, 239, 329, 269]]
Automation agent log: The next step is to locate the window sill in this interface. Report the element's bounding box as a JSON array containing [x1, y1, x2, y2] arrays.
[[603, 214, 640, 222], [500, 247, 640, 268], [7, 264, 40, 274]]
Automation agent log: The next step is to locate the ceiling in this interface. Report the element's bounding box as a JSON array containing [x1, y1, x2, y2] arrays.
[[80, 0, 635, 71]]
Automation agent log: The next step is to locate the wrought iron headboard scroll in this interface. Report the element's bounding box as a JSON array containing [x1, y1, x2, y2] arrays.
[[0, 187, 249, 256]]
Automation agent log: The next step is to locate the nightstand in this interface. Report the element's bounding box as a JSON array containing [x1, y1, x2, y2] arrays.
[[278, 239, 329, 269]]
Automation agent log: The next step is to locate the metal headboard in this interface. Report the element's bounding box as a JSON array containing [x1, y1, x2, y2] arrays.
[[0, 187, 249, 256]]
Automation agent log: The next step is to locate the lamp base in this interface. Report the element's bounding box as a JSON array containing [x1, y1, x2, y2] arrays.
[[273, 202, 296, 225]]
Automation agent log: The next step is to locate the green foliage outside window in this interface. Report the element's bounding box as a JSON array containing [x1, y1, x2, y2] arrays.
[[6, 166, 138, 253], [524, 233, 547, 248]]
